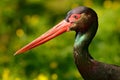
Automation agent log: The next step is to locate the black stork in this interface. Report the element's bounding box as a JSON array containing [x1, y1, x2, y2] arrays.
[[15, 6, 120, 80]]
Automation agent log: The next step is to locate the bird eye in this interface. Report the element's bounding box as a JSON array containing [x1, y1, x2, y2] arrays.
[[72, 14, 80, 19], [74, 15, 78, 19]]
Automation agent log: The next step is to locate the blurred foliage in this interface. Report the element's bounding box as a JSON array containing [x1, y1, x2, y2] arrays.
[[0, 0, 120, 80]]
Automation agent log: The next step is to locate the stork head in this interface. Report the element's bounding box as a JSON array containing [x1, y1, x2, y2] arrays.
[[15, 6, 98, 55]]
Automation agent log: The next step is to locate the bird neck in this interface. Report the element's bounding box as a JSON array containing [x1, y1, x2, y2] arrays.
[[73, 22, 98, 68], [73, 22, 98, 78], [74, 32, 93, 64]]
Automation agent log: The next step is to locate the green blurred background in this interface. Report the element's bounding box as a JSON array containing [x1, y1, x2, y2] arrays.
[[0, 0, 120, 80]]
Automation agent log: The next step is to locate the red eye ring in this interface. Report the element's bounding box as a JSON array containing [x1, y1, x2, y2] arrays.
[[68, 14, 81, 23], [72, 14, 80, 19]]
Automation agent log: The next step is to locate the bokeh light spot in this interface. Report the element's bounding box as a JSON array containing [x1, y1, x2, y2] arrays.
[[104, 0, 112, 9], [16, 29, 25, 38], [30, 15, 40, 27], [51, 73, 58, 80], [37, 74, 48, 80], [24, 15, 40, 27], [83, 0, 93, 7], [15, 77, 21, 80], [2, 68, 10, 80], [50, 62, 58, 69]]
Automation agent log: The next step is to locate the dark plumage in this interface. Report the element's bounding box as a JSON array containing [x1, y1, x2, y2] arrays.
[[68, 6, 120, 80], [15, 6, 120, 80]]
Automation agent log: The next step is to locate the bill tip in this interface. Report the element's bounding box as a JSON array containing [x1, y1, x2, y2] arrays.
[[14, 52, 18, 56], [14, 50, 22, 56]]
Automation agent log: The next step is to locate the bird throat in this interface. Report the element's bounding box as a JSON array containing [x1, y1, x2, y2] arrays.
[[74, 32, 87, 48], [74, 32, 92, 63]]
